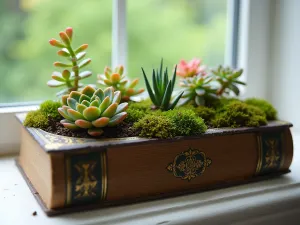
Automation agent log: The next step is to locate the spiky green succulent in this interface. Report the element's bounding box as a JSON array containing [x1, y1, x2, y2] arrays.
[[142, 59, 184, 111], [179, 75, 217, 106], [97, 65, 144, 101], [58, 86, 128, 136], [47, 27, 92, 96], [212, 65, 245, 96]]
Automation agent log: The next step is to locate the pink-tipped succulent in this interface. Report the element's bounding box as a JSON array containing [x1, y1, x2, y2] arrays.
[[97, 65, 144, 101], [58, 86, 128, 136], [176, 58, 207, 78], [47, 27, 92, 96]]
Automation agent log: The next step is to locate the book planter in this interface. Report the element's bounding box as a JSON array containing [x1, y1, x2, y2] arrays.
[[16, 113, 293, 216], [16, 27, 294, 216]]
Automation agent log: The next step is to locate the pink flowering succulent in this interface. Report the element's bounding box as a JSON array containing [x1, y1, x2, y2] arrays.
[[176, 58, 207, 78]]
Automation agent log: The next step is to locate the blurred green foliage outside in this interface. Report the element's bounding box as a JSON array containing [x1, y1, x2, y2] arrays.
[[0, 0, 227, 103]]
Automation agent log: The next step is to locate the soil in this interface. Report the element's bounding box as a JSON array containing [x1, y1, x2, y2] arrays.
[[44, 117, 140, 139]]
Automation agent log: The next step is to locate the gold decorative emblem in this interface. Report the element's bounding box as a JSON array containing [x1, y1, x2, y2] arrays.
[[264, 139, 280, 169], [74, 162, 98, 199], [167, 148, 212, 181]]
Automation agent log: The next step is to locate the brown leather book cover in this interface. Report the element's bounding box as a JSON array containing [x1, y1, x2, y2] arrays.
[[16, 113, 294, 216]]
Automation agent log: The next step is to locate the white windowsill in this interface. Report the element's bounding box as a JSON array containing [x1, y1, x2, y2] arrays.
[[1, 134, 300, 225]]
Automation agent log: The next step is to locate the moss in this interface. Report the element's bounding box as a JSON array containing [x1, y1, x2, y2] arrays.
[[206, 96, 241, 109], [133, 114, 176, 138], [23, 110, 49, 129], [244, 98, 277, 120], [128, 99, 152, 112], [163, 109, 207, 136], [125, 108, 146, 123], [212, 101, 267, 128], [39, 100, 62, 120], [193, 106, 216, 125]]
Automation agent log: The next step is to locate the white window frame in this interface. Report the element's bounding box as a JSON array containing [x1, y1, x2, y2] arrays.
[[0, 0, 272, 155]]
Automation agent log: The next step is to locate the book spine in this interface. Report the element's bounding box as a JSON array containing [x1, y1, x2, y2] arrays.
[[59, 127, 293, 208]]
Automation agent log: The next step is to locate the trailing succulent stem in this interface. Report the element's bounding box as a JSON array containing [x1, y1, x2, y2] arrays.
[[48, 27, 92, 96], [97, 65, 144, 101], [58, 86, 128, 136], [142, 59, 184, 111]]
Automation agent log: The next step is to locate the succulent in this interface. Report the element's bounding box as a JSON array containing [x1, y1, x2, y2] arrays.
[[58, 86, 128, 136], [47, 27, 92, 96], [176, 58, 207, 78], [97, 65, 144, 101], [179, 75, 217, 106], [142, 59, 184, 111], [212, 65, 245, 96]]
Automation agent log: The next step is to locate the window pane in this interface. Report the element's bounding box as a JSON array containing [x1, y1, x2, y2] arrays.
[[0, 0, 112, 103], [127, 0, 228, 83]]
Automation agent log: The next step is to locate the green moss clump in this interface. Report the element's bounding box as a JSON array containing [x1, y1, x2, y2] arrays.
[[40, 100, 62, 120], [125, 108, 146, 123], [163, 109, 207, 136], [133, 114, 176, 138], [23, 110, 49, 129], [244, 98, 277, 120], [128, 99, 152, 112], [212, 101, 267, 128], [194, 106, 216, 125]]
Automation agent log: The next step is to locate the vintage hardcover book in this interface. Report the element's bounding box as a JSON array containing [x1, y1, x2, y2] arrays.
[[16, 113, 293, 216]]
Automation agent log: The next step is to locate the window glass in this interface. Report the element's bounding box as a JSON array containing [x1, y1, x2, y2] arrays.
[[0, 0, 112, 103], [127, 0, 228, 85]]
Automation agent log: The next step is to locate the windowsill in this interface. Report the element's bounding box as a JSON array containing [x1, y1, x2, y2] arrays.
[[1, 134, 300, 225]]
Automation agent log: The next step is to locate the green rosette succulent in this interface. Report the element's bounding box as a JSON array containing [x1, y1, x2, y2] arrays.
[[97, 65, 144, 102], [58, 86, 128, 136], [179, 75, 217, 106], [212, 65, 245, 96]]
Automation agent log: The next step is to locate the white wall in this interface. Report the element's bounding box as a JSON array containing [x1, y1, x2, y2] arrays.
[[269, 0, 300, 131]]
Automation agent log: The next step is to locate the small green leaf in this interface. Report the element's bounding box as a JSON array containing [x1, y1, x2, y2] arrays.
[[102, 103, 118, 118], [58, 108, 73, 121], [53, 62, 72, 68], [92, 117, 110, 128], [161, 81, 172, 110], [79, 94, 91, 103], [116, 102, 128, 114], [69, 91, 81, 102], [81, 100, 90, 107], [142, 67, 158, 106], [67, 98, 77, 110], [78, 58, 91, 69], [88, 127, 104, 136], [108, 112, 127, 127], [195, 88, 205, 96], [76, 103, 87, 114], [67, 109, 85, 120], [168, 91, 184, 110], [76, 52, 86, 61], [79, 71, 92, 80], [93, 88, 104, 102], [47, 80, 65, 87], [74, 44, 88, 54], [230, 84, 240, 96], [104, 87, 114, 101], [195, 95, 205, 106], [75, 119, 93, 129], [62, 70, 71, 80], [90, 99, 100, 107], [99, 96, 110, 112], [61, 120, 79, 130], [112, 91, 121, 104], [81, 86, 95, 98], [171, 65, 177, 92], [83, 106, 101, 121]]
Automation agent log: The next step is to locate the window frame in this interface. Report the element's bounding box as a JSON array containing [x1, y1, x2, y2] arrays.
[[0, 0, 248, 154]]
